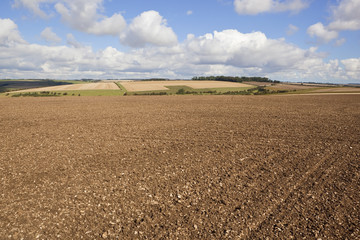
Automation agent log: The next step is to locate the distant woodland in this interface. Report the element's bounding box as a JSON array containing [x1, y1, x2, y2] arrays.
[[191, 76, 280, 83]]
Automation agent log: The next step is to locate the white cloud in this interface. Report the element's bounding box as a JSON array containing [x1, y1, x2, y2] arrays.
[[307, 0, 360, 45], [287, 24, 299, 36], [88, 13, 127, 36], [14, 0, 127, 36], [328, 0, 360, 31], [186, 10, 193, 15], [334, 38, 346, 46], [12, 0, 54, 18], [307, 22, 338, 43], [0, 18, 26, 46], [55, 0, 126, 36], [185, 30, 312, 70], [41, 27, 61, 44], [234, 0, 272, 15], [234, 0, 309, 15], [66, 33, 82, 48], [341, 58, 360, 79], [120, 11, 178, 47], [341, 58, 360, 71]]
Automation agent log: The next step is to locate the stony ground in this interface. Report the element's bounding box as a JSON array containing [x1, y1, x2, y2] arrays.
[[0, 95, 359, 239]]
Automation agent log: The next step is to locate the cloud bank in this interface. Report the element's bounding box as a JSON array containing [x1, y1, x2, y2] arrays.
[[5, 1, 360, 82], [0, 18, 358, 82]]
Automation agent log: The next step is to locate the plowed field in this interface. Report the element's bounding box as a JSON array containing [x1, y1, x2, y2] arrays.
[[1, 95, 359, 239]]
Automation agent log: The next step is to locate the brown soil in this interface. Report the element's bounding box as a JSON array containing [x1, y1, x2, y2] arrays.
[[1, 95, 359, 239]]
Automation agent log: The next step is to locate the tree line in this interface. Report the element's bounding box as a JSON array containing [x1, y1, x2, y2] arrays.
[[191, 76, 280, 83]]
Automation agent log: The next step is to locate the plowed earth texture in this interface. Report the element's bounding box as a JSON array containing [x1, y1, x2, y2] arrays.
[[0, 95, 359, 239]]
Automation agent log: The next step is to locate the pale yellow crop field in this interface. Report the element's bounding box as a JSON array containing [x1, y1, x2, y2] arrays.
[[13, 83, 119, 92], [311, 87, 360, 93], [119, 80, 253, 92]]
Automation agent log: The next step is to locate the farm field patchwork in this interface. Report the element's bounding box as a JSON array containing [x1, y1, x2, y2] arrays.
[[3, 79, 359, 97], [0, 95, 359, 239]]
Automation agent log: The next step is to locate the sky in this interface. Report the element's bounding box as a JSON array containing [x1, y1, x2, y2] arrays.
[[0, 0, 359, 83]]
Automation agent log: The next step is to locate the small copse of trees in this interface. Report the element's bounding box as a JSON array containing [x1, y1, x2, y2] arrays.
[[192, 76, 280, 83]]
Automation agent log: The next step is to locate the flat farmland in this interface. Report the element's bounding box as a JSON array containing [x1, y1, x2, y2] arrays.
[[266, 83, 320, 91], [13, 82, 119, 92], [119, 80, 252, 92], [0, 95, 359, 239], [311, 87, 360, 93]]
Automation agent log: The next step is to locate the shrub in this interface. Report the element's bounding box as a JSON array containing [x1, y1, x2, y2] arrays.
[[176, 88, 185, 94]]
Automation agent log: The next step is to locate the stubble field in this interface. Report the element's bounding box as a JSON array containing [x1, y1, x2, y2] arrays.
[[13, 82, 119, 92], [0, 95, 359, 239], [118, 80, 252, 92]]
